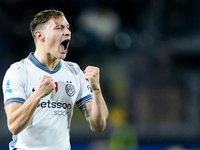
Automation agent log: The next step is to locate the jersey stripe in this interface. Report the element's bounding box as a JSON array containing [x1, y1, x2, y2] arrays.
[[4, 97, 25, 107], [76, 94, 92, 107]]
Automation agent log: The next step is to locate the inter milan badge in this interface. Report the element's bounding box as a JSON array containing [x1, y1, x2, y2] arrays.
[[65, 81, 75, 97]]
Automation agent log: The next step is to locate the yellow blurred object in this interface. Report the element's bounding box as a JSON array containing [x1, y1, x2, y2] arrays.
[[109, 107, 138, 150], [110, 106, 126, 126]]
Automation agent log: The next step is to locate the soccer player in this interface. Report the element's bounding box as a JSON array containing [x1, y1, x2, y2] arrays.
[[2, 9, 108, 150]]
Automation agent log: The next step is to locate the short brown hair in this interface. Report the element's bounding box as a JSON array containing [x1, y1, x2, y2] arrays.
[[30, 9, 64, 38]]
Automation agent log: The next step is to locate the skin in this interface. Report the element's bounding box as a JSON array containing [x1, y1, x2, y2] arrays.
[[5, 16, 108, 135]]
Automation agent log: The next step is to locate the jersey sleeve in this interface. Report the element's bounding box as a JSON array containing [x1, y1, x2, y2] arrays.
[[75, 65, 93, 108], [2, 63, 26, 107]]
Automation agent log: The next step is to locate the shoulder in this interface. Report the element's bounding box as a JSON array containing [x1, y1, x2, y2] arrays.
[[5, 58, 28, 77], [3, 59, 28, 89], [9, 58, 27, 70], [61, 60, 82, 75], [62, 60, 79, 68]]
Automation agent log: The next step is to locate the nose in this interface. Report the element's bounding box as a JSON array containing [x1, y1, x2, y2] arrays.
[[63, 28, 71, 36]]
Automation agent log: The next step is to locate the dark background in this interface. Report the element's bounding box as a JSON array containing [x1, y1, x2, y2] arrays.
[[1, 0, 200, 149]]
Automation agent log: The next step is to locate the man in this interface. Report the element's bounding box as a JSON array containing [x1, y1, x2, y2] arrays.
[[2, 9, 108, 150]]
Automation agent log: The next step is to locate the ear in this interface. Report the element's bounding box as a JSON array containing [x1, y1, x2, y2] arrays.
[[34, 31, 45, 42]]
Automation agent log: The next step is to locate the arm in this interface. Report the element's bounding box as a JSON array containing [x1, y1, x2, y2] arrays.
[[81, 66, 108, 132], [5, 75, 55, 135]]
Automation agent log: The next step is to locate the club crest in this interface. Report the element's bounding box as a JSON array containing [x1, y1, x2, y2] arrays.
[[65, 83, 75, 97]]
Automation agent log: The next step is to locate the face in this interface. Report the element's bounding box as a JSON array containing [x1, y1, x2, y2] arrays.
[[40, 16, 71, 60]]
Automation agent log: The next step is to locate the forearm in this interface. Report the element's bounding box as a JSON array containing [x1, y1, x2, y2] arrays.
[[89, 89, 108, 132], [7, 91, 42, 135]]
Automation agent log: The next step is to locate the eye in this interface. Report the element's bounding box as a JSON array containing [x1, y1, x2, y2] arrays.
[[56, 25, 64, 30]]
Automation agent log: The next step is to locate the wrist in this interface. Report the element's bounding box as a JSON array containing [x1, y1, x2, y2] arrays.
[[32, 90, 43, 102], [91, 84, 101, 91], [92, 88, 101, 94]]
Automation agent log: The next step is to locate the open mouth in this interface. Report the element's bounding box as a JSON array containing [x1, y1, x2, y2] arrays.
[[60, 39, 69, 50]]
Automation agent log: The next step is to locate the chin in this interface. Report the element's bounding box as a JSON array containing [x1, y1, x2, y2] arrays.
[[59, 53, 67, 59]]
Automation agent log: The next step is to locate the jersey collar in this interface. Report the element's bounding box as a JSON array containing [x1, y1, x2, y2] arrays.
[[28, 52, 61, 74]]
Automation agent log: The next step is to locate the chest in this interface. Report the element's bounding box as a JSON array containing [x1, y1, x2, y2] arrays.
[[24, 67, 80, 104]]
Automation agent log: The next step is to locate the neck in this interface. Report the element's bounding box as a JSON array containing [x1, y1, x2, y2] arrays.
[[34, 49, 60, 71]]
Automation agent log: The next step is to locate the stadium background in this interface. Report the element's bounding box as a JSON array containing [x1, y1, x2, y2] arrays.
[[1, 0, 200, 149]]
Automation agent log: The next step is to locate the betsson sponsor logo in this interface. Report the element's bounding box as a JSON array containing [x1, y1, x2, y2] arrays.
[[37, 100, 71, 116]]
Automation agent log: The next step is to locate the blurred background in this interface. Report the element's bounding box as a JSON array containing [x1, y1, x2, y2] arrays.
[[1, 0, 200, 149]]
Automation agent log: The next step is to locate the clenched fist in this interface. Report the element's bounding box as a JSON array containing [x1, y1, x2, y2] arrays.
[[36, 75, 55, 98], [84, 66, 100, 91]]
